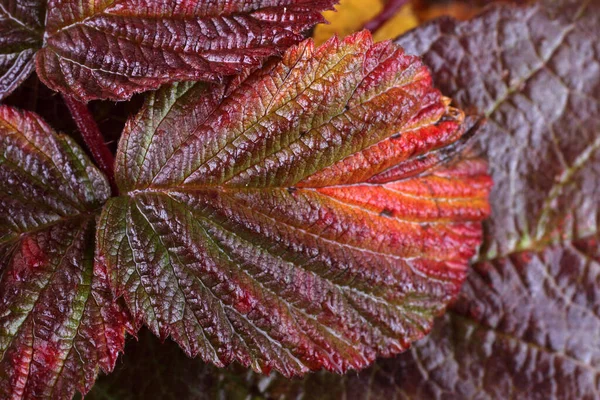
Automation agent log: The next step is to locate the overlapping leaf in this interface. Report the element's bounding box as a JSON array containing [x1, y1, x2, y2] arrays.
[[34, 0, 336, 101], [398, 0, 600, 259], [95, 31, 491, 377], [202, 1, 597, 398], [87, 235, 600, 399], [0, 0, 44, 100], [0, 106, 130, 399]]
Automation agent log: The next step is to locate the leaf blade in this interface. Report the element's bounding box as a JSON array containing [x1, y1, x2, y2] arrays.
[[237, 2, 600, 397], [0, 106, 130, 399], [36, 0, 337, 101], [99, 32, 491, 376], [0, 0, 44, 100]]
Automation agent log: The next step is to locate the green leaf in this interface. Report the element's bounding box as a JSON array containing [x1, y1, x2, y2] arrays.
[[96, 31, 491, 377], [0, 106, 130, 399]]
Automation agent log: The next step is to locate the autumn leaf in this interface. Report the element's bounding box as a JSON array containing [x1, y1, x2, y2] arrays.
[[196, 1, 597, 398], [86, 1, 599, 398], [32, 0, 336, 102], [0, 1, 44, 100], [0, 106, 130, 398], [95, 31, 491, 377], [398, 0, 600, 259]]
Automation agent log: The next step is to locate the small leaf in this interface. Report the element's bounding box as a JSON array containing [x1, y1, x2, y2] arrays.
[[35, 0, 337, 102], [0, 106, 130, 398], [0, 0, 44, 100], [96, 31, 491, 377]]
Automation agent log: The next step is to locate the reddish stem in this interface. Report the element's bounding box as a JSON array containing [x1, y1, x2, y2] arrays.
[[363, 0, 410, 33], [62, 95, 118, 195]]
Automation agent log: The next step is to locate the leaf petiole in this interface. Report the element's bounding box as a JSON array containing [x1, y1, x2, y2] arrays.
[[62, 95, 118, 195]]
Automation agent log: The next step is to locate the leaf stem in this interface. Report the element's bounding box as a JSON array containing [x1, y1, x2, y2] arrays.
[[363, 0, 409, 33], [62, 95, 118, 195]]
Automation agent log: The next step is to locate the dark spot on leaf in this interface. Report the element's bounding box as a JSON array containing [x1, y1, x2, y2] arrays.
[[379, 208, 394, 217]]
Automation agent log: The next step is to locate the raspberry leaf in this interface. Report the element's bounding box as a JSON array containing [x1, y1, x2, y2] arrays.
[[35, 0, 336, 102], [0, 0, 44, 100], [0, 106, 130, 399], [96, 32, 491, 376], [397, 0, 600, 260], [221, 2, 599, 398]]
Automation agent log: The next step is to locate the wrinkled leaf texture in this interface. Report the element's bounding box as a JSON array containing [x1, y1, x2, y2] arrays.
[[259, 0, 600, 398], [0, 0, 44, 100], [0, 0, 336, 101], [95, 31, 491, 378], [36, 0, 337, 101], [0, 106, 130, 399], [88, 0, 600, 399]]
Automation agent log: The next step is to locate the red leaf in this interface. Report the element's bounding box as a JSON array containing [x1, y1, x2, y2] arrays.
[[214, 2, 599, 398], [0, 106, 131, 398], [35, 0, 337, 101], [96, 32, 491, 377]]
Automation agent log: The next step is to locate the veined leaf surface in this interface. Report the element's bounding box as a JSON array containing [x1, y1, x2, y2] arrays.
[[96, 32, 491, 377], [36, 0, 337, 101], [0, 106, 130, 399], [0, 0, 44, 99]]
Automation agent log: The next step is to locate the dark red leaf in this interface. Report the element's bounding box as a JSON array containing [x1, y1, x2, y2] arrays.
[[35, 0, 337, 102], [397, 0, 600, 260], [95, 32, 491, 377], [0, 106, 130, 398], [0, 0, 44, 99]]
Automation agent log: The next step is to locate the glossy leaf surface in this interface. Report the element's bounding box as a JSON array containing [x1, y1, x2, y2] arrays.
[[96, 32, 491, 377], [0, 106, 130, 399], [231, 1, 600, 398], [36, 0, 336, 102], [88, 235, 600, 400], [0, 0, 44, 100]]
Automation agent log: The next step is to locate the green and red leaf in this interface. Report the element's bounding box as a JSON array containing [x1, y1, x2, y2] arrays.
[[0, 106, 130, 399], [95, 31, 491, 377], [35, 0, 337, 102], [196, 2, 598, 398]]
